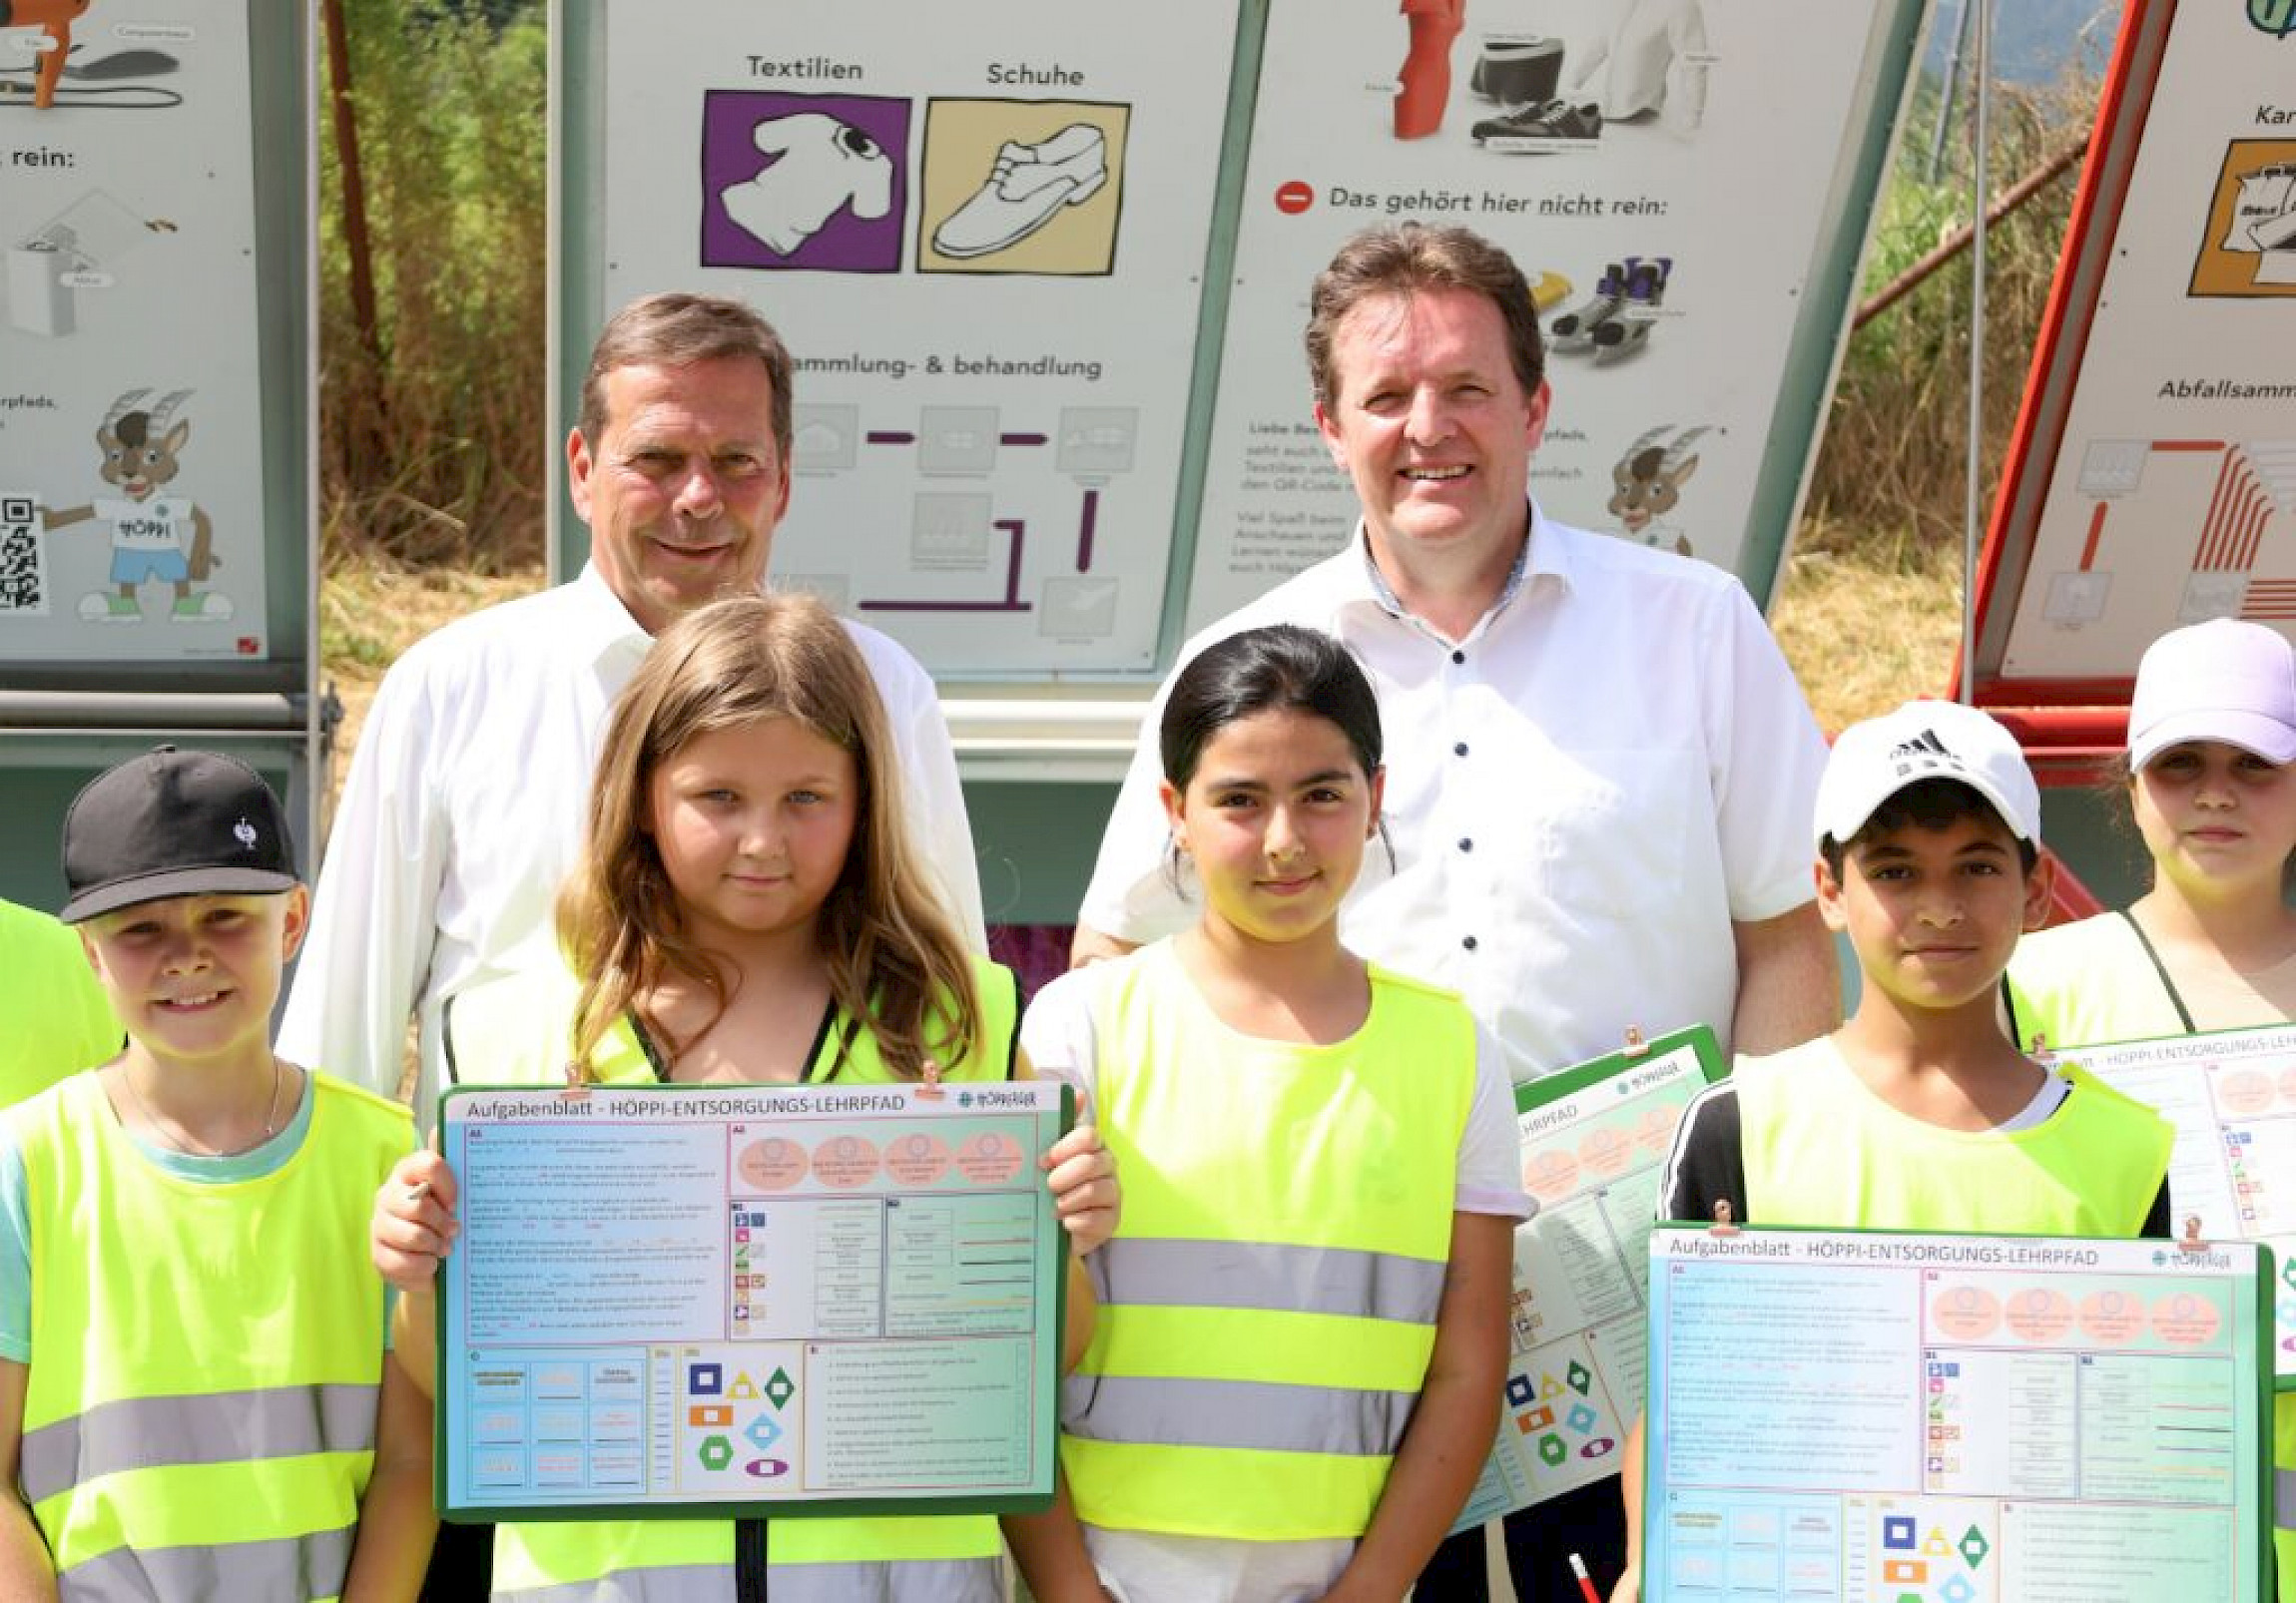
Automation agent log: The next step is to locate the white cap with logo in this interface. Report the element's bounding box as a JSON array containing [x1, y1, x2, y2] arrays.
[[1814, 699, 2042, 849]]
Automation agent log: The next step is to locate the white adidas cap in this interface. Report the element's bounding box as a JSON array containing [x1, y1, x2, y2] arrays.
[[1814, 699, 2041, 849]]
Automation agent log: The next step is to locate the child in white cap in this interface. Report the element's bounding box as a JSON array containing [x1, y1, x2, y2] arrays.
[[1615, 699, 2174, 1600], [2006, 618, 2296, 1598]]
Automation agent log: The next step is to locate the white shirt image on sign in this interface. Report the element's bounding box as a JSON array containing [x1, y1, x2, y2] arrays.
[[721, 114, 895, 257], [93, 497, 191, 553]]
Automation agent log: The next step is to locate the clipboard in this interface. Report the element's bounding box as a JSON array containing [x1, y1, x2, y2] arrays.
[[2036, 1022, 2296, 1392], [1452, 1024, 1726, 1532], [1642, 1224, 2275, 1600], [431, 1079, 1070, 1522]]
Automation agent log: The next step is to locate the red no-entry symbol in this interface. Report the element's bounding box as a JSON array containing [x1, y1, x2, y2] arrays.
[[1275, 180, 1314, 215]]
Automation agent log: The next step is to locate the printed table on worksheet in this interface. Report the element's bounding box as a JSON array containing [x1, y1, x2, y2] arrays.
[[436, 1081, 1068, 1520], [2049, 1024, 2296, 1387], [1453, 1026, 1724, 1532], [1644, 1229, 2274, 1602]]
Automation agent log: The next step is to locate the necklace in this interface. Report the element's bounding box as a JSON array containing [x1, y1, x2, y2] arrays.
[[116, 1056, 287, 1157]]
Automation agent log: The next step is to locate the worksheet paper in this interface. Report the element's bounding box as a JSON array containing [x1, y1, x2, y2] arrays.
[[1453, 1027, 1722, 1531], [436, 1081, 1068, 1520], [1644, 1228, 2272, 1602], [2051, 1024, 2296, 1388]]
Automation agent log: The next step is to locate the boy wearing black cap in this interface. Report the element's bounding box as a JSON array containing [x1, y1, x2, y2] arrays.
[[1610, 702, 2176, 1600], [0, 748, 433, 1600]]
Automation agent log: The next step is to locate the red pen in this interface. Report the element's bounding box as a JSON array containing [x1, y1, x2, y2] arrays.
[[1567, 1552, 1601, 1603]]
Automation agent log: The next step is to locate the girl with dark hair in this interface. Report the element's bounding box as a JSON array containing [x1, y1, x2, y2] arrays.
[[1008, 623, 1529, 1602]]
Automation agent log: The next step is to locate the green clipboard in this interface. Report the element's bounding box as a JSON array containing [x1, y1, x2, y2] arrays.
[[1450, 1024, 1726, 1533], [2033, 1021, 2296, 1394], [1641, 1223, 2276, 1599], [429, 1079, 1070, 1523]]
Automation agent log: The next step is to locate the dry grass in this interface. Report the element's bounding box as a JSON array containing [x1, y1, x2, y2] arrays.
[[1771, 539, 1966, 735], [318, 560, 543, 820]]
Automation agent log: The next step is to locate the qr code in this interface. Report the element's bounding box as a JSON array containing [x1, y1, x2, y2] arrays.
[[0, 496, 46, 617]]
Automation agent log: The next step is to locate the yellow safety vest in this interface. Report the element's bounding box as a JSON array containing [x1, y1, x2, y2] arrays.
[[0, 898, 120, 1107], [11, 1070, 410, 1601], [2008, 914, 2295, 1599], [1735, 1040, 2172, 1237], [1062, 941, 1475, 1542], [453, 953, 1017, 1602], [443, 953, 1018, 1090]]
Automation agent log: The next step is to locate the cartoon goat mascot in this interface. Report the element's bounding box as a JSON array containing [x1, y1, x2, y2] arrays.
[[44, 386, 231, 623], [1607, 423, 1707, 558]]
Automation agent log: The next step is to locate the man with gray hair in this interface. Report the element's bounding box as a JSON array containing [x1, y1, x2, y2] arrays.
[[1070, 223, 1835, 1601], [284, 292, 983, 1114]]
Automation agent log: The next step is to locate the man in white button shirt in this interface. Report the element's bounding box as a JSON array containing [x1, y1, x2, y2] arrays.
[[1069, 224, 1835, 1602], [282, 293, 983, 1119]]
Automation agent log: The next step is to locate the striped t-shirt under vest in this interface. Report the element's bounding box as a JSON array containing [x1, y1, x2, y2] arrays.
[[1735, 1037, 2172, 1238], [477, 954, 1018, 1602], [1062, 940, 1477, 1541], [12, 1070, 411, 1601]]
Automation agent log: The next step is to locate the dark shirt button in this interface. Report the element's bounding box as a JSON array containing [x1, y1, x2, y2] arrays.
[[1453, 742, 1469, 757], [1458, 837, 1473, 852], [1462, 934, 1478, 951], [1450, 650, 1465, 665]]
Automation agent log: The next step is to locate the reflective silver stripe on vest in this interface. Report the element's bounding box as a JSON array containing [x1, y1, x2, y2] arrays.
[[1064, 1371, 1418, 1456], [2278, 1465, 2295, 1527], [19, 1382, 378, 1506], [1098, 1237, 1444, 1325], [491, 1558, 1003, 1603], [58, 1521, 355, 1602]]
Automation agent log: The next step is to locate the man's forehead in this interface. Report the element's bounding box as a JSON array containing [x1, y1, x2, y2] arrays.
[[599, 355, 776, 433], [1331, 289, 1503, 376]]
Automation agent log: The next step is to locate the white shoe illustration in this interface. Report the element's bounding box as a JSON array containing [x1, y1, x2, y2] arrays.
[[932, 124, 1107, 260]]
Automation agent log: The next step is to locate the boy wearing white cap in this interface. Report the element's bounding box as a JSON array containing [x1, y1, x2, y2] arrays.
[[1612, 700, 2172, 1600], [2006, 618, 2296, 1600]]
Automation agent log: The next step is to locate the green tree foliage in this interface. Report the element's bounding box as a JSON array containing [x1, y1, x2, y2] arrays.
[[1803, 75, 2097, 570], [319, 0, 546, 571]]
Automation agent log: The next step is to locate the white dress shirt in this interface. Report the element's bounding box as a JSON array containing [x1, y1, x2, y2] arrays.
[[1076, 506, 1824, 1086], [279, 565, 984, 1116]]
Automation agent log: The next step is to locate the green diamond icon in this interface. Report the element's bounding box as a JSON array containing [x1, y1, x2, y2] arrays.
[[1959, 1525, 1990, 1567], [765, 1366, 796, 1408], [1537, 1432, 1567, 1466], [2282, 1259, 2294, 1292], [1565, 1360, 1592, 1395], [698, 1434, 734, 1471]]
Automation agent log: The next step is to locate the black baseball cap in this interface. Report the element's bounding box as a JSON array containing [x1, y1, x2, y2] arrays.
[[60, 746, 299, 924]]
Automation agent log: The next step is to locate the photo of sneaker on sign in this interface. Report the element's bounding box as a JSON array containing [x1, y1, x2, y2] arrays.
[[931, 123, 1108, 260], [1470, 98, 1603, 152]]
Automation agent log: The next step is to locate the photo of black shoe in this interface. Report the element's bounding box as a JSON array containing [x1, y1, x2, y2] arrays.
[[1472, 98, 1603, 151]]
